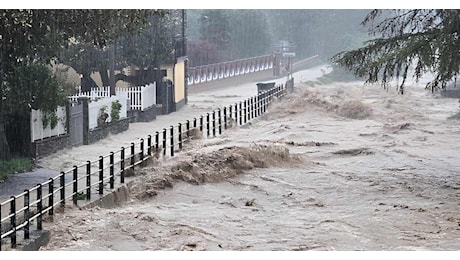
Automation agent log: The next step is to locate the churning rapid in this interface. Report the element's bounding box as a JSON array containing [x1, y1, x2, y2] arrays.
[[40, 75, 460, 250]]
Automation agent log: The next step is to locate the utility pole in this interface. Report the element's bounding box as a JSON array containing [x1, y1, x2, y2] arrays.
[[109, 41, 116, 96]]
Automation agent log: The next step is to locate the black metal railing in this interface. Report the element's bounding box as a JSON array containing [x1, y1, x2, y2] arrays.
[[0, 79, 292, 251]]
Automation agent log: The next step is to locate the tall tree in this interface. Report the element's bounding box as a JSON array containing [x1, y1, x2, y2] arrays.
[[187, 9, 370, 65], [331, 9, 460, 94], [59, 11, 179, 92], [227, 10, 271, 60], [265, 10, 369, 60], [117, 11, 177, 72], [58, 42, 106, 91], [0, 9, 159, 159], [198, 10, 232, 63]]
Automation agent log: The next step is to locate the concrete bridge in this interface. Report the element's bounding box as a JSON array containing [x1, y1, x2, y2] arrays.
[[187, 54, 321, 94]]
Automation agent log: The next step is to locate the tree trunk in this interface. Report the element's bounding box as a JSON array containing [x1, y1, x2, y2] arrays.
[[81, 73, 98, 92], [99, 66, 110, 89], [0, 122, 11, 160], [0, 77, 11, 160]]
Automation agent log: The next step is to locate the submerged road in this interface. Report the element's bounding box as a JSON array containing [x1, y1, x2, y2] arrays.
[[0, 65, 329, 202]]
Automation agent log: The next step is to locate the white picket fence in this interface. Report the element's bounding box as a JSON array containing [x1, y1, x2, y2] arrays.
[[30, 106, 67, 142], [116, 82, 156, 110], [70, 83, 156, 111], [31, 84, 155, 141], [88, 94, 128, 130], [69, 86, 111, 103]]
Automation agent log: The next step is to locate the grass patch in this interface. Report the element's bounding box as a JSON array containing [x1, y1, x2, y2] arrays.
[[0, 157, 33, 182]]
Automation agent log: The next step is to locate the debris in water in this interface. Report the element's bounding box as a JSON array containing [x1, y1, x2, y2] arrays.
[[245, 199, 256, 207], [332, 148, 374, 156]]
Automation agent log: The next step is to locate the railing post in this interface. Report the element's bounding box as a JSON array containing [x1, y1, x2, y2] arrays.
[[244, 99, 247, 124], [186, 120, 190, 139], [48, 178, 54, 216], [251, 97, 255, 119], [130, 143, 135, 170], [10, 196, 16, 248], [212, 111, 216, 137], [60, 171, 65, 207], [147, 135, 152, 158], [37, 184, 42, 230], [24, 190, 30, 240], [249, 98, 252, 121], [140, 138, 144, 164], [72, 166, 78, 205], [258, 92, 262, 115], [162, 128, 167, 156], [239, 102, 242, 126], [206, 113, 210, 137], [200, 115, 203, 133], [178, 123, 183, 150], [218, 108, 222, 135], [120, 148, 125, 184], [248, 98, 251, 121], [256, 95, 261, 117], [170, 125, 174, 157], [155, 131, 160, 154], [86, 161, 91, 200], [254, 95, 259, 118], [263, 91, 268, 113], [98, 156, 103, 195], [223, 107, 227, 130], [110, 152, 114, 189], [193, 117, 197, 129], [229, 105, 233, 123]]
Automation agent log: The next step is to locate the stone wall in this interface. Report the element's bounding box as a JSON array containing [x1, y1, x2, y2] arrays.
[[127, 105, 158, 123], [175, 98, 186, 112], [87, 118, 130, 145], [30, 134, 72, 159]]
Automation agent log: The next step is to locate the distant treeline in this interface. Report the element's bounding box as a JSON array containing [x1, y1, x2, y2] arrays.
[[186, 9, 371, 66]]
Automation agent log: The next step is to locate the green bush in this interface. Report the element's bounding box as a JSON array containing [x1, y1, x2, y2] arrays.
[[111, 100, 122, 122], [0, 157, 33, 182]]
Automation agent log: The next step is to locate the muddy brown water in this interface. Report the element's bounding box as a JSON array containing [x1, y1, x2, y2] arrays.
[[38, 76, 460, 251]]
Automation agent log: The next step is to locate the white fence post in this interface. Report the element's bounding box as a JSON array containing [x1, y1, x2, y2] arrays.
[[70, 86, 110, 103], [141, 82, 156, 111], [71, 83, 155, 121]]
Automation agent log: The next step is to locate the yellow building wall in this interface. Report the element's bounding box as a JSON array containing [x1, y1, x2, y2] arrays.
[[160, 64, 174, 82], [174, 60, 185, 103]]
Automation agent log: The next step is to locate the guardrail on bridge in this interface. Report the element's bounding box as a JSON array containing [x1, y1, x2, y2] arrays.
[[187, 55, 274, 86]]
